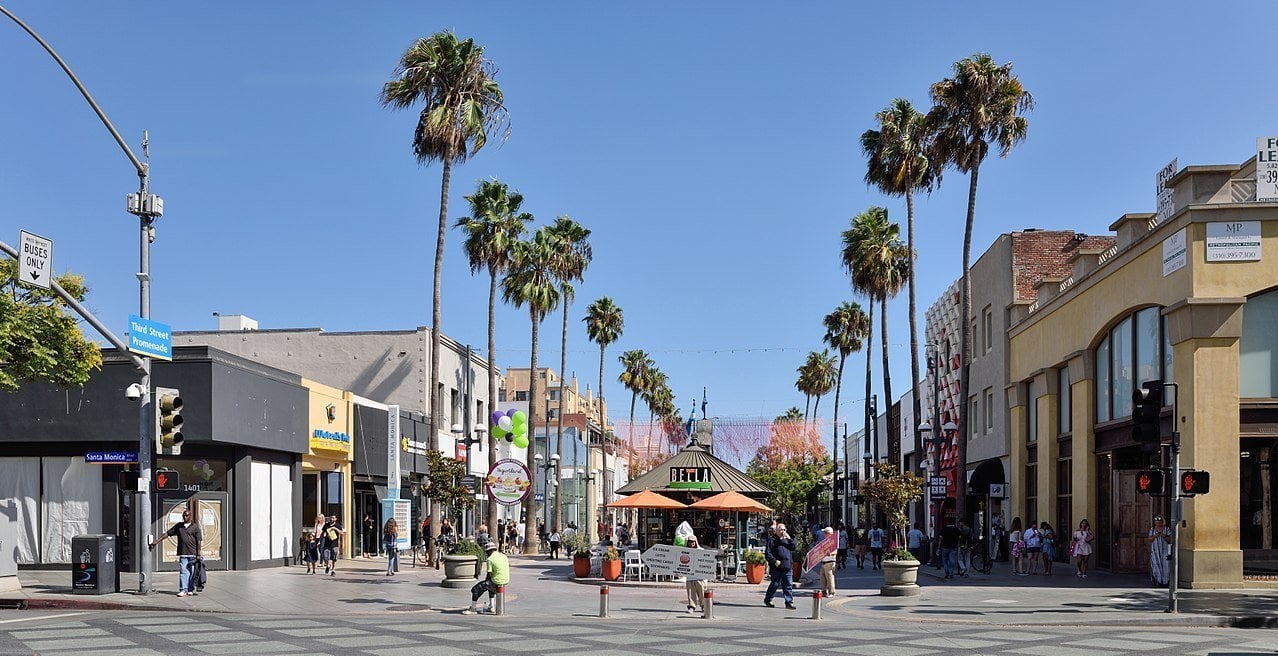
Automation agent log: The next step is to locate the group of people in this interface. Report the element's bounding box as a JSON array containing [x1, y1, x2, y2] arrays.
[[302, 513, 347, 577], [1008, 517, 1094, 578]]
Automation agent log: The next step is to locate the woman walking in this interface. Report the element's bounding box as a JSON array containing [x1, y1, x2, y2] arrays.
[[1008, 517, 1025, 576], [383, 518, 399, 576], [1040, 522, 1056, 575], [1148, 515, 1172, 586], [1072, 519, 1094, 578], [548, 529, 561, 559]]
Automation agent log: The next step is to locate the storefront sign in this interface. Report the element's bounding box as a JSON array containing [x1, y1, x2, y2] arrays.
[[1155, 158, 1178, 224], [310, 429, 352, 453], [669, 466, 712, 490], [1206, 221, 1261, 262], [989, 483, 1006, 498], [930, 476, 948, 496], [401, 438, 429, 456], [386, 404, 400, 499], [485, 459, 532, 506], [1162, 227, 1187, 276], [1258, 137, 1278, 202], [85, 451, 138, 464], [641, 543, 717, 580]]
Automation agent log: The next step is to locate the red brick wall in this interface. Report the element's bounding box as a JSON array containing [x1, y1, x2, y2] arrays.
[[1011, 231, 1116, 302]]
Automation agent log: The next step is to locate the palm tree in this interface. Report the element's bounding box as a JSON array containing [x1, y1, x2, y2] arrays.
[[795, 361, 814, 423], [544, 216, 591, 534], [583, 297, 623, 523], [642, 371, 671, 453], [380, 31, 508, 549], [776, 407, 803, 422], [861, 98, 939, 479], [842, 206, 911, 464], [806, 350, 837, 425], [823, 301, 869, 471], [929, 53, 1033, 520], [618, 349, 654, 459], [456, 179, 532, 534], [502, 227, 561, 551]]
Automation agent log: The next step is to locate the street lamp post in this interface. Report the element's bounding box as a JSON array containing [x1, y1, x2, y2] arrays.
[[578, 469, 598, 539], [533, 452, 559, 546]]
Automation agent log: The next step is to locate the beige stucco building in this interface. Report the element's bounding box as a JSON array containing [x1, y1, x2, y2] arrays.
[[1007, 154, 1278, 587]]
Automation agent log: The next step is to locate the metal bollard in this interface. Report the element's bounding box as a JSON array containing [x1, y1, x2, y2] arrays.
[[702, 588, 714, 620], [811, 590, 823, 620], [494, 585, 506, 616], [599, 585, 609, 618]]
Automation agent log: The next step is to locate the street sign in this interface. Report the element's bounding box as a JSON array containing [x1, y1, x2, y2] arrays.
[[18, 230, 52, 290], [85, 451, 138, 464], [460, 474, 479, 492], [127, 315, 172, 361], [930, 476, 947, 496], [641, 544, 717, 581], [989, 483, 1006, 498]]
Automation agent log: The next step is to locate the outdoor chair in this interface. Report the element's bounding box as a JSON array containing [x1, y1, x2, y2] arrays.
[[622, 549, 644, 582], [718, 549, 738, 582]]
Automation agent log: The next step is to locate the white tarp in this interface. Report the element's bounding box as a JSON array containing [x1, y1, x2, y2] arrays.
[[0, 458, 40, 564], [40, 457, 100, 564], [251, 461, 271, 560], [270, 463, 292, 559]]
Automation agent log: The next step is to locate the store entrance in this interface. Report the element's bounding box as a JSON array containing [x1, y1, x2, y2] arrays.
[[1242, 439, 1278, 574], [155, 492, 229, 571]]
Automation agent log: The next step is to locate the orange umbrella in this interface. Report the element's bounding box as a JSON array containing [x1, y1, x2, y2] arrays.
[[605, 489, 687, 509], [688, 490, 772, 513]]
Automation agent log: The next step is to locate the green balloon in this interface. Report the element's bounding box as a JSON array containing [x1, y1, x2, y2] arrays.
[[492, 426, 508, 439], [512, 410, 527, 426], [512, 434, 529, 449]]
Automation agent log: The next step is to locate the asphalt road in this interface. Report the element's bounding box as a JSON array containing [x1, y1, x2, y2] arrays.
[[0, 608, 1274, 656]]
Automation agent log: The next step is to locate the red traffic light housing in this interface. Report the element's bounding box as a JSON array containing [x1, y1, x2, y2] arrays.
[[1180, 470, 1210, 496], [154, 468, 181, 492], [1132, 381, 1164, 443], [1136, 470, 1164, 495]]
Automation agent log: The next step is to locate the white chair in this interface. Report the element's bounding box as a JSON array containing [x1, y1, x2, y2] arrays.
[[622, 549, 644, 582]]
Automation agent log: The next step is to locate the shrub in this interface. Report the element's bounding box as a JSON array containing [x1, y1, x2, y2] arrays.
[[743, 549, 767, 565], [449, 538, 485, 557], [563, 532, 593, 558], [883, 546, 916, 562], [601, 546, 620, 561]]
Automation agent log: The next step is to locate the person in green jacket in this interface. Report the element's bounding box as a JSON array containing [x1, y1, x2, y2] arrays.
[[464, 541, 509, 615]]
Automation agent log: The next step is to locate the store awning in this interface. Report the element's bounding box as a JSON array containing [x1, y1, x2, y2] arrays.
[[605, 489, 687, 509], [688, 490, 772, 513]]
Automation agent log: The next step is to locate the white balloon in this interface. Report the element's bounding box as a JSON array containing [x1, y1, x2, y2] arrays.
[[498, 416, 513, 432]]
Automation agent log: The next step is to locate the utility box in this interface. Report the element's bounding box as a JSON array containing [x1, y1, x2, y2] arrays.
[[71, 534, 119, 594]]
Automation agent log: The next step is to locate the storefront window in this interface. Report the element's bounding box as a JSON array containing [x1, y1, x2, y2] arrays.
[[1026, 381, 1037, 442], [156, 457, 228, 492], [1135, 307, 1161, 387], [1059, 367, 1071, 434], [1096, 337, 1111, 422], [1241, 289, 1278, 398], [1094, 307, 1169, 422], [1111, 316, 1134, 418]]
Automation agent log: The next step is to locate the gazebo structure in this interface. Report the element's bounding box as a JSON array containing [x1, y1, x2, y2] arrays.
[[614, 438, 772, 551]]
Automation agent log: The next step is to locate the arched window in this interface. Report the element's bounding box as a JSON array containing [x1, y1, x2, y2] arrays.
[[1094, 307, 1172, 422], [1241, 289, 1278, 397]]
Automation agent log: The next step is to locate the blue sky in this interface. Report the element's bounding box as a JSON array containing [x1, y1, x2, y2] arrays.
[[2, 2, 1272, 452]]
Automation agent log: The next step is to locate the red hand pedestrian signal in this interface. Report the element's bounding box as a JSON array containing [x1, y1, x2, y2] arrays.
[[1180, 470, 1210, 496], [1136, 470, 1163, 495], [155, 469, 180, 491]]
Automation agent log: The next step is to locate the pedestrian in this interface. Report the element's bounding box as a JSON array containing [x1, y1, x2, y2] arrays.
[[515, 521, 525, 551], [312, 513, 327, 571], [150, 505, 202, 597], [956, 519, 973, 576], [1024, 520, 1041, 575], [549, 528, 561, 559], [868, 524, 885, 570], [684, 535, 707, 614], [463, 541, 510, 615], [819, 527, 837, 597], [835, 522, 848, 570], [940, 522, 961, 579], [497, 519, 506, 552], [906, 523, 926, 563], [1072, 518, 1094, 578], [1148, 515, 1172, 586], [762, 523, 796, 609], [383, 517, 399, 576], [1040, 522, 1056, 575], [363, 513, 377, 558], [1009, 517, 1026, 575], [322, 514, 345, 577], [302, 532, 319, 574], [853, 528, 869, 569], [506, 524, 518, 554]]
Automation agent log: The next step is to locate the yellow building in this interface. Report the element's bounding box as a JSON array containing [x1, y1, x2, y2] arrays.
[[1007, 153, 1278, 587], [301, 379, 354, 555]]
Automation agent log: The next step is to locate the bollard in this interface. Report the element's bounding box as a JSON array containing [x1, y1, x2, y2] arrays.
[[702, 589, 714, 620], [494, 585, 506, 616], [810, 591, 823, 620], [598, 585, 609, 618]]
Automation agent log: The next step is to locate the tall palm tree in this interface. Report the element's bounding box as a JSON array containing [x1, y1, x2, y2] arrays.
[[618, 349, 654, 458], [861, 98, 939, 479], [456, 179, 532, 534], [502, 227, 561, 551], [929, 53, 1033, 520], [642, 371, 670, 453], [842, 207, 910, 464], [823, 301, 869, 471], [583, 297, 623, 524], [806, 350, 837, 423], [380, 31, 508, 549], [545, 216, 591, 534], [776, 407, 803, 422], [795, 361, 814, 423]]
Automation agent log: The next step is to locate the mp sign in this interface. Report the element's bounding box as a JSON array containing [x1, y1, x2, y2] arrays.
[[18, 230, 52, 290], [1259, 137, 1278, 202]]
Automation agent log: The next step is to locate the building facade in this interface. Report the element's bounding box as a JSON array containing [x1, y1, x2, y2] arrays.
[[1007, 154, 1277, 587]]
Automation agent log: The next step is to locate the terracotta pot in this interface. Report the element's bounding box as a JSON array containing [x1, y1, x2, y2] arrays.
[[792, 562, 803, 581], [601, 559, 622, 581], [745, 562, 765, 584], [573, 555, 592, 578]]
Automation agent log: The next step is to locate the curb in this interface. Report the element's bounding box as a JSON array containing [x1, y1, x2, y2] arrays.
[[822, 596, 1276, 629]]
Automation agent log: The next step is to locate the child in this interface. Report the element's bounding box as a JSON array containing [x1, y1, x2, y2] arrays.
[[303, 532, 320, 574]]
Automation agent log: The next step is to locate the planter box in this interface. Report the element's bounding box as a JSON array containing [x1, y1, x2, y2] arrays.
[[601, 559, 621, 581], [573, 556, 592, 578], [441, 554, 480, 588], [879, 559, 922, 597], [744, 562, 765, 584]]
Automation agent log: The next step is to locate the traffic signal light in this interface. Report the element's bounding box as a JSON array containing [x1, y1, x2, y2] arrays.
[[1132, 380, 1164, 443], [1180, 470, 1210, 496], [154, 468, 180, 491], [155, 387, 184, 455], [1136, 469, 1164, 495]]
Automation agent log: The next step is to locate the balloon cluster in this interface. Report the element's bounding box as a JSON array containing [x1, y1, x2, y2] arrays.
[[491, 408, 529, 449]]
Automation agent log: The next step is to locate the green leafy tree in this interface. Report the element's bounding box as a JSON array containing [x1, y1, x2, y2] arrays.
[[861, 462, 925, 549], [545, 216, 591, 534], [0, 259, 102, 392], [380, 30, 509, 547], [423, 448, 476, 518], [502, 227, 561, 551], [746, 419, 831, 520], [928, 53, 1033, 520], [862, 99, 938, 473], [584, 296, 623, 512], [456, 178, 532, 533]]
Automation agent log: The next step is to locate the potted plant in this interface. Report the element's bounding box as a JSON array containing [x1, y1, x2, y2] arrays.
[[441, 538, 484, 588], [743, 549, 767, 584], [861, 462, 925, 597], [600, 546, 622, 581], [563, 532, 593, 578]]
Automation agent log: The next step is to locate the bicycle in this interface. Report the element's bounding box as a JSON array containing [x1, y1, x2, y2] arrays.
[[434, 534, 457, 569], [411, 537, 429, 567]]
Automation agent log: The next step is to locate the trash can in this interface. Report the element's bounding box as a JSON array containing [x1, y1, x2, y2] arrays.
[[71, 534, 119, 594]]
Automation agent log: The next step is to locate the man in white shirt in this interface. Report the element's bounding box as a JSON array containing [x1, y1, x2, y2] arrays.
[[907, 523, 926, 563], [868, 524, 885, 570]]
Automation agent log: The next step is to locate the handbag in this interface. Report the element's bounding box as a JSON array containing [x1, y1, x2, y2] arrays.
[[1067, 541, 1076, 558]]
